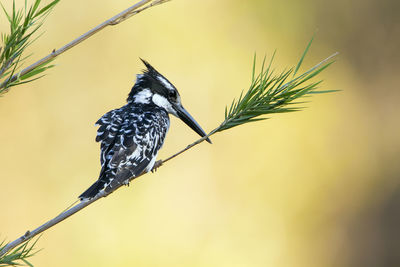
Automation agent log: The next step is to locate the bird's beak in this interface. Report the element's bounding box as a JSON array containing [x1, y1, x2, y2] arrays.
[[174, 104, 212, 144]]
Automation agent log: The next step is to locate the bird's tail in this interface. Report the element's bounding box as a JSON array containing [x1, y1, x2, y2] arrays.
[[79, 180, 106, 200]]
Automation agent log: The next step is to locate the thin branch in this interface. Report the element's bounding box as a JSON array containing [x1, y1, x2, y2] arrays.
[[0, 0, 170, 90], [162, 130, 216, 164], [0, 131, 206, 257]]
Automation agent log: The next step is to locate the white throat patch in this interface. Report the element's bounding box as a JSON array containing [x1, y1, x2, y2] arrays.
[[152, 94, 177, 116], [133, 89, 152, 104]]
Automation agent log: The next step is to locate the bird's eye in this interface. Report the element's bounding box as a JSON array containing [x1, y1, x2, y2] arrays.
[[168, 91, 177, 98]]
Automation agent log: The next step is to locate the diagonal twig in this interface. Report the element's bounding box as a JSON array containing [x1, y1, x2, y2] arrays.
[[0, 131, 210, 257], [0, 0, 171, 90]]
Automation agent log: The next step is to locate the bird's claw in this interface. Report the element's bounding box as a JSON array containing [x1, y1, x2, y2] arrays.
[[151, 160, 163, 173]]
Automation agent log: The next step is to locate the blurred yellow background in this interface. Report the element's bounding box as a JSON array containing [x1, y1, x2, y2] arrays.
[[1, 0, 399, 266]]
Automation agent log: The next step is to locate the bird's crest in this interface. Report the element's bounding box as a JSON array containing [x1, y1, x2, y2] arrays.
[[140, 58, 158, 76], [140, 59, 176, 91], [140, 59, 163, 81]]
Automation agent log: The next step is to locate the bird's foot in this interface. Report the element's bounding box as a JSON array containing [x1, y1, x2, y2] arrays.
[[151, 160, 163, 173]]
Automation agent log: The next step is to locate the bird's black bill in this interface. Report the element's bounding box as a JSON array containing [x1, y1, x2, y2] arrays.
[[175, 105, 211, 144]]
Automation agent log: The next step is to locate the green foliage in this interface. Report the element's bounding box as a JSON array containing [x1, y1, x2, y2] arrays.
[[0, 0, 59, 95], [217, 40, 338, 133], [0, 238, 39, 266]]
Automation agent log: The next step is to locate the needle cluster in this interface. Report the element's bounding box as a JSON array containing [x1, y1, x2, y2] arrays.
[[0, 238, 39, 267], [0, 0, 59, 95], [217, 40, 337, 132]]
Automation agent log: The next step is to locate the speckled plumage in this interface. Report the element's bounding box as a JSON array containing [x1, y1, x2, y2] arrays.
[[79, 59, 209, 200], [79, 103, 169, 200]]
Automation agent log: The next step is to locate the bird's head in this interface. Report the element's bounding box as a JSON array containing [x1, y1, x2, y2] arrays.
[[127, 59, 211, 143]]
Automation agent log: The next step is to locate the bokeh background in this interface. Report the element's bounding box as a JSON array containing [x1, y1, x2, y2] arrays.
[[1, 0, 399, 266]]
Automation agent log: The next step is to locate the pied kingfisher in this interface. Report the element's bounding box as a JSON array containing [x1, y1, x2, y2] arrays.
[[79, 59, 210, 200]]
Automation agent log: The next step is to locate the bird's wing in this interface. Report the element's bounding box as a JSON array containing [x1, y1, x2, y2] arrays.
[[78, 109, 124, 200], [95, 109, 124, 166], [103, 111, 169, 193], [80, 108, 169, 200]]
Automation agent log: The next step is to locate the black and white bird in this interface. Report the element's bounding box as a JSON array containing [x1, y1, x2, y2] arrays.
[[79, 60, 210, 200]]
